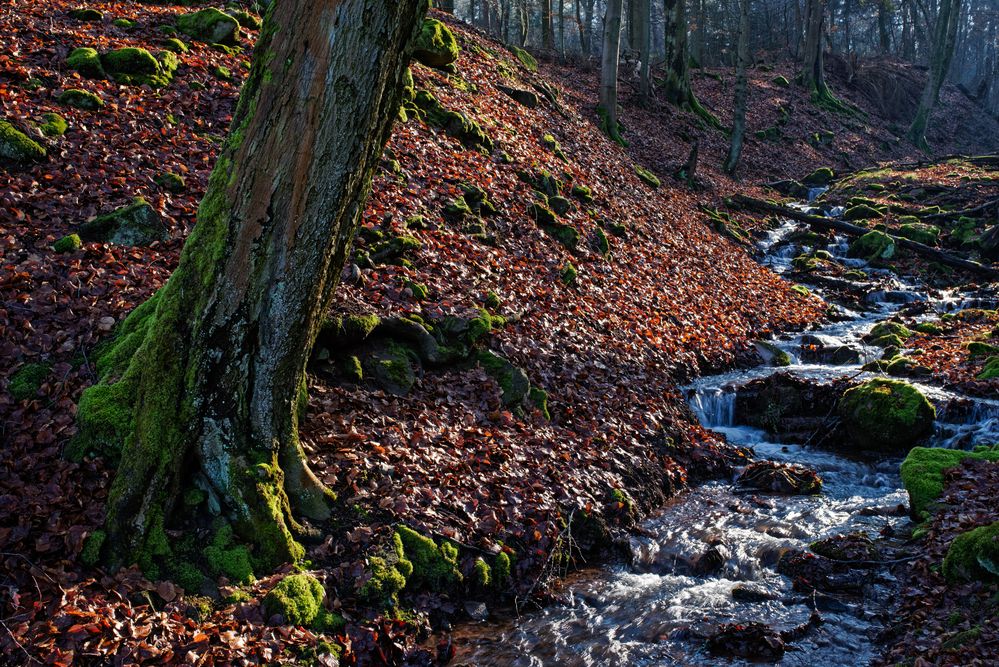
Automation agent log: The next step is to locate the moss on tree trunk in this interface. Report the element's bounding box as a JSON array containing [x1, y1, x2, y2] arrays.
[[75, 0, 430, 576]]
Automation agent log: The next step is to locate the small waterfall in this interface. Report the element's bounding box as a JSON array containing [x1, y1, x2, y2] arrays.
[[689, 387, 736, 427]]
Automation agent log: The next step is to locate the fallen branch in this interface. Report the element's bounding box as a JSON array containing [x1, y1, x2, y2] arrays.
[[921, 198, 999, 221], [727, 194, 999, 280]]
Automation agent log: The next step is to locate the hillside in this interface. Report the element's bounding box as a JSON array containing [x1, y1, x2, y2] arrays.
[[2, 3, 998, 663]]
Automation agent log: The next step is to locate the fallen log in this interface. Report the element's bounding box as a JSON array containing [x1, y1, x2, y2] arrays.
[[727, 194, 999, 280]]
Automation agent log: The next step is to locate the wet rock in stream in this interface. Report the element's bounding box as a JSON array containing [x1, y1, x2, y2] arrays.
[[734, 372, 849, 444], [706, 622, 786, 661], [736, 460, 823, 494]]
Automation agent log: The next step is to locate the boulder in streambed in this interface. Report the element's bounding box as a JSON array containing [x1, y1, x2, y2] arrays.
[[706, 622, 785, 661], [837, 378, 934, 451]]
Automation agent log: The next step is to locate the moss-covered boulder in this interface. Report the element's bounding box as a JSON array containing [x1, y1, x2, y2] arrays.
[[509, 46, 537, 72], [66, 47, 105, 79], [176, 8, 240, 46], [497, 84, 538, 108], [395, 525, 462, 592], [358, 532, 410, 606], [0, 120, 46, 164], [53, 234, 82, 253], [228, 9, 261, 30], [942, 523, 999, 582], [868, 321, 912, 341], [772, 75, 790, 87], [837, 379, 934, 451], [59, 88, 103, 110], [897, 222, 939, 246], [634, 165, 660, 188], [161, 37, 188, 53], [848, 230, 895, 261], [263, 574, 325, 626], [900, 446, 999, 519], [413, 90, 492, 152], [77, 197, 169, 246], [38, 113, 67, 137], [69, 8, 103, 21], [364, 341, 417, 395], [967, 341, 999, 357], [113, 18, 135, 29], [980, 356, 999, 380], [802, 167, 834, 186], [155, 171, 185, 193], [412, 18, 459, 68], [101, 48, 178, 87], [476, 349, 530, 406], [844, 204, 883, 221]]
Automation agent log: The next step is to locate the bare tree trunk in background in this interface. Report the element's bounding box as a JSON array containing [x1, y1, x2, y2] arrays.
[[559, 0, 566, 59], [878, 0, 892, 53], [542, 0, 556, 50], [518, 0, 529, 46], [583, 0, 596, 54], [82, 0, 429, 572], [663, 0, 721, 125], [902, 0, 915, 59], [908, 0, 963, 149], [691, 0, 705, 65], [599, 0, 625, 142], [439, 0, 456, 12], [793, 0, 803, 58], [801, 0, 833, 100], [726, 0, 751, 175], [636, 0, 652, 102]]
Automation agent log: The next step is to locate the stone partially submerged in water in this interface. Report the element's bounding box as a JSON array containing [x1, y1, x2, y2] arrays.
[[837, 378, 935, 451], [736, 460, 822, 494], [706, 622, 785, 661]]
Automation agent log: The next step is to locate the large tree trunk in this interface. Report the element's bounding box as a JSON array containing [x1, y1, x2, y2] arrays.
[[636, 0, 652, 102], [599, 0, 625, 142], [801, 0, 826, 94], [908, 0, 963, 149], [542, 0, 556, 51], [663, 0, 721, 126], [725, 0, 751, 175], [878, 0, 892, 53], [79, 0, 429, 573]]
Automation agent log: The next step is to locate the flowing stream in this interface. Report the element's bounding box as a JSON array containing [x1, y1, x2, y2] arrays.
[[451, 195, 999, 666]]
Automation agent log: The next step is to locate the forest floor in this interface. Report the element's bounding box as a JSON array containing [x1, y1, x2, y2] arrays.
[[2, 2, 998, 665]]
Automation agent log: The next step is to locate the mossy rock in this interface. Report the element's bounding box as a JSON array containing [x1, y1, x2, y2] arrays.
[[228, 9, 261, 30], [942, 522, 999, 582], [848, 230, 895, 261], [837, 379, 934, 451], [810, 532, 880, 561], [548, 196, 571, 216], [570, 184, 593, 203], [263, 574, 325, 626], [53, 233, 82, 253], [901, 446, 999, 519], [980, 356, 999, 380], [634, 165, 660, 188], [412, 18, 459, 68], [966, 341, 999, 357], [176, 8, 240, 46], [542, 134, 566, 160], [560, 261, 578, 286], [8, 362, 52, 401], [60, 88, 104, 110], [868, 321, 912, 341], [802, 167, 834, 186], [66, 47, 105, 79], [897, 222, 939, 246], [395, 525, 462, 592], [497, 84, 538, 108], [443, 196, 472, 222], [0, 120, 46, 163], [162, 38, 189, 53], [321, 313, 380, 345], [103, 49, 178, 88], [364, 341, 417, 396], [77, 197, 169, 246], [414, 90, 492, 152], [913, 322, 942, 335], [212, 65, 232, 81], [358, 535, 409, 607], [401, 67, 415, 104], [69, 8, 103, 21], [844, 204, 883, 221], [476, 349, 530, 406], [772, 75, 790, 87], [155, 172, 185, 193], [509, 45, 537, 72], [113, 18, 136, 29], [38, 113, 67, 137]]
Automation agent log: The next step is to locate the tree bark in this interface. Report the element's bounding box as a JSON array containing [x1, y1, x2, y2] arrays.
[[725, 0, 751, 175], [81, 0, 429, 573], [599, 0, 625, 142], [636, 0, 652, 102], [801, 0, 827, 94], [663, 0, 721, 126], [542, 0, 556, 51], [908, 0, 963, 149]]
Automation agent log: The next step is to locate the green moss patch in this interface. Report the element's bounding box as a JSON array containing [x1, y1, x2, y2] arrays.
[[101, 48, 178, 88], [9, 362, 52, 401], [66, 47, 105, 79], [898, 222, 939, 246], [54, 233, 82, 253], [942, 522, 999, 582], [204, 524, 254, 583], [413, 90, 492, 152], [263, 574, 325, 626], [59, 88, 103, 110], [509, 46, 537, 72], [38, 113, 67, 137], [155, 172, 185, 193], [634, 165, 660, 188], [901, 447, 999, 519], [802, 167, 834, 186], [476, 349, 530, 406], [0, 120, 46, 163], [78, 197, 168, 246], [176, 8, 240, 46], [848, 230, 895, 261], [395, 525, 462, 592], [412, 18, 459, 68], [837, 379, 935, 451]]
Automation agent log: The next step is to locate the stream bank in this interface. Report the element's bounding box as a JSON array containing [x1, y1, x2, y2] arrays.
[[450, 170, 999, 665]]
